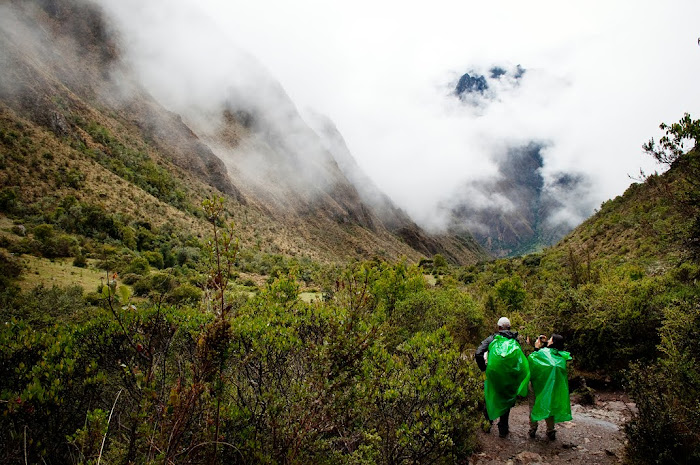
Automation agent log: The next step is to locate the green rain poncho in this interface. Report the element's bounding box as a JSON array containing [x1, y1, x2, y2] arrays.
[[484, 335, 530, 420], [528, 347, 572, 423]]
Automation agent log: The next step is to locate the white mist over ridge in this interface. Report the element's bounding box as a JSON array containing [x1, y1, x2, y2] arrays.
[[98, 0, 359, 211], [200, 0, 699, 231], [96, 0, 700, 237]]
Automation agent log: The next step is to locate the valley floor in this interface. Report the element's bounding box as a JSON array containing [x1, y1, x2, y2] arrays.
[[472, 393, 635, 465]]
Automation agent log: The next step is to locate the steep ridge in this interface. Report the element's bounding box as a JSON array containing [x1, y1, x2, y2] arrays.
[[0, 0, 487, 264], [552, 147, 699, 267], [0, 0, 240, 199]]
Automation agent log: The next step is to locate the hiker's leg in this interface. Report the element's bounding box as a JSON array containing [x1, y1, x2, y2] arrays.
[[545, 416, 555, 433], [498, 408, 510, 437], [483, 382, 493, 431], [528, 383, 537, 437], [529, 419, 538, 437], [546, 416, 556, 440], [483, 402, 493, 432]]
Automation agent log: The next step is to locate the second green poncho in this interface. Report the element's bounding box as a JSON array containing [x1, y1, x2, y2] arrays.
[[528, 347, 572, 423]]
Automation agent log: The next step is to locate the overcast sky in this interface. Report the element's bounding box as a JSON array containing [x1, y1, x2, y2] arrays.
[[101, 0, 700, 229]]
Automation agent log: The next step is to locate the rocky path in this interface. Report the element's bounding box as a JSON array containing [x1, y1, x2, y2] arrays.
[[471, 393, 636, 465]]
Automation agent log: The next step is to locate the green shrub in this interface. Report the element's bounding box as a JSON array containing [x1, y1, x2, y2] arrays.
[[125, 256, 150, 275], [0, 187, 18, 212], [142, 250, 164, 269], [625, 298, 700, 464], [175, 246, 200, 267], [132, 272, 177, 297], [72, 253, 87, 268], [40, 233, 78, 258], [366, 330, 481, 464], [387, 287, 483, 351], [0, 250, 22, 288], [167, 283, 202, 306], [33, 224, 55, 242]]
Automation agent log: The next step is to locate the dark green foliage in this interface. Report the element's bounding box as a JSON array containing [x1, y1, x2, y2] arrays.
[[1, 284, 89, 326], [0, 250, 22, 289], [642, 113, 700, 166], [387, 286, 483, 351], [494, 275, 526, 312], [54, 166, 85, 189], [367, 330, 481, 465], [432, 253, 448, 269], [167, 283, 202, 306], [625, 296, 700, 464], [78, 121, 190, 210], [0, 256, 483, 464], [143, 250, 164, 269], [0, 314, 126, 464], [0, 187, 19, 213], [72, 252, 87, 268], [125, 256, 150, 275], [131, 272, 177, 297]]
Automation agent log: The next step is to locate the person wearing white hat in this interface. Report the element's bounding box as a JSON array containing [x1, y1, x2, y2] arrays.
[[475, 316, 527, 438]]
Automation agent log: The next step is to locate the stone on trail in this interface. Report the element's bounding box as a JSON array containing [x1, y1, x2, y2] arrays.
[[514, 451, 549, 464]]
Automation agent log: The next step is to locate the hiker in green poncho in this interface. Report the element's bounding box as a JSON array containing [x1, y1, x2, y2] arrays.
[[475, 317, 530, 438], [528, 333, 572, 441]]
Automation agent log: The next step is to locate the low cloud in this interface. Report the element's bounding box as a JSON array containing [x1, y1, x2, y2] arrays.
[[92, 0, 700, 237]]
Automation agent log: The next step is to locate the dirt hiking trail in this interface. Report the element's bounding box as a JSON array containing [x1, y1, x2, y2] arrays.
[[471, 393, 636, 465]]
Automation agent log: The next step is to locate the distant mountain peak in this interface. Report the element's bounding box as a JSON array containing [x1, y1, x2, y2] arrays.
[[455, 72, 488, 97]]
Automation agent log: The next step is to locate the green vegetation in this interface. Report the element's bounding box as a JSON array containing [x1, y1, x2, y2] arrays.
[[77, 119, 190, 211], [0, 199, 485, 464], [1, 110, 699, 463]]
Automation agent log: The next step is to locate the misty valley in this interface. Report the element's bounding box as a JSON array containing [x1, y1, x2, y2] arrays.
[[1, 1, 699, 464]]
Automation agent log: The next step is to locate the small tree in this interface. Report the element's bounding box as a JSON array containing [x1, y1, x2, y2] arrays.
[[642, 113, 700, 166]]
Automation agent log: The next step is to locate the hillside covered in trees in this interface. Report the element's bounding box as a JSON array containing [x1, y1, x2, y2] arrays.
[[2, 115, 698, 463]]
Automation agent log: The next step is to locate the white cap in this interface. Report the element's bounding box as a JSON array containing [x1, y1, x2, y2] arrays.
[[497, 317, 511, 329]]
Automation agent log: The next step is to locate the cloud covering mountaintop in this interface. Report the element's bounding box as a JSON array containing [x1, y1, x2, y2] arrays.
[[98, 0, 700, 236]]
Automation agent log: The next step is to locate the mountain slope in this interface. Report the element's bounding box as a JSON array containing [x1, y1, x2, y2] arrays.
[[553, 147, 699, 267], [0, 0, 487, 265]]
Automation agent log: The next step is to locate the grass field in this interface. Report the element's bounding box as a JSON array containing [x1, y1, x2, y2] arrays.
[[15, 254, 106, 292], [299, 291, 323, 303]]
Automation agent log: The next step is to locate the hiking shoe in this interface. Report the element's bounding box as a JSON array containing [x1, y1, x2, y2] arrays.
[[529, 428, 537, 439], [498, 428, 509, 438], [547, 430, 556, 441]]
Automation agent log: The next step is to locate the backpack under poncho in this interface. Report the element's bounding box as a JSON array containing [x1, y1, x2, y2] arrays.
[[484, 334, 530, 420], [528, 347, 572, 423]]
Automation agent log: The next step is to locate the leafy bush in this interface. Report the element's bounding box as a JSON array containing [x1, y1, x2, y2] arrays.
[[142, 250, 164, 269], [125, 256, 150, 275], [625, 297, 700, 464], [72, 252, 87, 268], [0, 187, 18, 213], [0, 250, 22, 289], [131, 272, 177, 297], [366, 330, 481, 465], [387, 286, 483, 351], [1, 284, 88, 326], [0, 319, 112, 463], [167, 283, 203, 306]]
